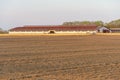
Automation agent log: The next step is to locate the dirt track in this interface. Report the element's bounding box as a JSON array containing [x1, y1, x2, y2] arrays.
[[0, 35, 120, 80]]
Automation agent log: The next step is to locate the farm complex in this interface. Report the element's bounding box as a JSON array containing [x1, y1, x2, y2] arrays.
[[9, 25, 111, 34]]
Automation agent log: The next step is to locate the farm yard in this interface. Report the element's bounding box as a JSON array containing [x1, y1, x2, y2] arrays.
[[0, 35, 120, 80]]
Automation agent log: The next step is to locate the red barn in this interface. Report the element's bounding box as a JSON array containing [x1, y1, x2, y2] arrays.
[[9, 25, 98, 34]]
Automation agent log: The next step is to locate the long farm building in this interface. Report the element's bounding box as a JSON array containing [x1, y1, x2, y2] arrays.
[[9, 25, 101, 34]]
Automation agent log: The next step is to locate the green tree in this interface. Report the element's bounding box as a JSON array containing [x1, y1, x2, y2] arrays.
[[0, 28, 2, 31], [62, 21, 104, 26], [93, 21, 104, 26], [107, 19, 120, 28], [0, 28, 8, 34]]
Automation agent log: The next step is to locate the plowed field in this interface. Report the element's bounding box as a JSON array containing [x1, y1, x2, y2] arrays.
[[0, 35, 120, 80]]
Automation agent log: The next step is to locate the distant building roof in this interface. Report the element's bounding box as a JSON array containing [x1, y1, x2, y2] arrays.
[[9, 25, 98, 31], [110, 28, 120, 30]]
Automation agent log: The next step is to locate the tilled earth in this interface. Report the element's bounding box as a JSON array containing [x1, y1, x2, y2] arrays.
[[0, 35, 120, 80]]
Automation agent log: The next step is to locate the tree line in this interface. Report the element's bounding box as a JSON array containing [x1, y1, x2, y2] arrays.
[[62, 19, 120, 28], [0, 28, 8, 34]]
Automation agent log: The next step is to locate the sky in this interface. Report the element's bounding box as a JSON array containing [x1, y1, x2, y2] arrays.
[[0, 0, 120, 30]]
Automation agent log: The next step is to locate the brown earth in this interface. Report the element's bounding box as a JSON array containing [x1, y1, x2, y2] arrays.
[[0, 35, 120, 80]]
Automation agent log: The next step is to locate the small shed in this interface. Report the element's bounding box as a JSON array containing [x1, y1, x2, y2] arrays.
[[97, 26, 111, 33]]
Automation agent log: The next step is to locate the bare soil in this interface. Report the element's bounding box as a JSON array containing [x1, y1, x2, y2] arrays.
[[0, 35, 120, 80]]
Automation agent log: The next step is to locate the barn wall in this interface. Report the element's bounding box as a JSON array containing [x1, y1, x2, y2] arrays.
[[9, 31, 97, 34], [9, 31, 48, 34], [55, 31, 96, 34]]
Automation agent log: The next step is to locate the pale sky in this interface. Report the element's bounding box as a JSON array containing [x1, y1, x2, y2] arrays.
[[0, 0, 120, 30]]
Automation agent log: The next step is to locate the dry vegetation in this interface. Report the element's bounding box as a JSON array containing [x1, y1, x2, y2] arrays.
[[0, 35, 120, 80]]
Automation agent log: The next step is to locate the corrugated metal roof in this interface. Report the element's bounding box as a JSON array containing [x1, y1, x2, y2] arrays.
[[9, 25, 97, 31]]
